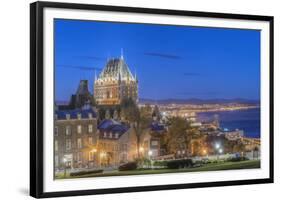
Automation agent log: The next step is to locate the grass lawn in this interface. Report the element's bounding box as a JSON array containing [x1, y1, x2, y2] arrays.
[[55, 160, 260, 179]]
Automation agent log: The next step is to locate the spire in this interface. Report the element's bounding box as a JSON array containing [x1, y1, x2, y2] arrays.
[[134, 69, 137, 80], [120, 48, 124, 60], [118, 70, 121, 82]]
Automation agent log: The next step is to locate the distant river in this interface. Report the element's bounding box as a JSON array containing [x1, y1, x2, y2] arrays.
[[197, 108, 260, 138]]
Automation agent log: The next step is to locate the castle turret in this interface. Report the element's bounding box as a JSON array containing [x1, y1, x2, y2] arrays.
[[94, 54, 138, 105]]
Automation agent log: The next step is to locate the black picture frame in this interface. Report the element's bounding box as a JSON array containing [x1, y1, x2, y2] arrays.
[[30, 1, 274, 198]]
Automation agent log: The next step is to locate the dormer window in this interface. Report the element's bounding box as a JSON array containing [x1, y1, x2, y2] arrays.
[[109, 132, 112, 138], [66, 114, 70, 120], [54, 114, 58, 120], [77, 113, 82, 120], [115, 133, 118, 138], [103, 132, 107, 138], [88, 113, 92, 119]]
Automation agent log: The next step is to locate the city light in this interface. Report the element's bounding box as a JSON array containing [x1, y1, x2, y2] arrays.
[[148, 150, 153, 156], [215, 143, 220, 149], [139, 147, 144, 152], [100, 152, 106, 158], [202, 149, 207, 155], [219, 148, 223, 154], [91, 148, 97, 153]]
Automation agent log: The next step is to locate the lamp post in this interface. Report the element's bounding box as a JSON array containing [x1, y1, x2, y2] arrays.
[[148, 150, 153, 169], [91, 148, 97, 168], [215, 143, 221, 160], [63, 157, 67, 178]]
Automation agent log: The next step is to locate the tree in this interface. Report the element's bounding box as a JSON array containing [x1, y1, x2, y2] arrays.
[[165, 117, 189, 155], [164, 117, 202, 157], [120, 98, 153, 158]]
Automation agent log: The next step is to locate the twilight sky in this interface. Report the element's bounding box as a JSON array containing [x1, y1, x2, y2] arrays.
[[54, 19, 260, 101]]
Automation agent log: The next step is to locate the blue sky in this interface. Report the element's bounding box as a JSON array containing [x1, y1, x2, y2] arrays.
[[55, 19, 260, 101]]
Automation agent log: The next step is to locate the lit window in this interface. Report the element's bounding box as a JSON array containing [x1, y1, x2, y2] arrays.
[[54, 126, 58, 136], [103, 132, 107, 138], [77, 138, 82, 149], [54, 140, 58, 151], [151, 140, 158, 146], [65, 139, 71, 150], [88, 113, 92, 119], [89, 152, 94, 161], [65, 126, 71, 135], [88, 124, 93, 133], [77, 152, 82, 162], [66, 114, 70, 120], [77, 125, 82, 134], [88, 137, 93, 145], [77, 113, 81, 119], [55, 155, 59, 167]]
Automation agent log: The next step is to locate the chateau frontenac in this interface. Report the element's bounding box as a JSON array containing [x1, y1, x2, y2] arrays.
[[94, 55, 138, 105]]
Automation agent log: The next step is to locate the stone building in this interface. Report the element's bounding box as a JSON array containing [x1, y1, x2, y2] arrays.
[[54, 106, 98, 170], [97, 119, 138, 166], [94, 54, 138, 105], [54, 109, 139, 171]]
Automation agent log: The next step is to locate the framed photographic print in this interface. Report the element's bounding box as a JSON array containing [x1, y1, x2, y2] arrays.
[[30, 1, 274, 198]]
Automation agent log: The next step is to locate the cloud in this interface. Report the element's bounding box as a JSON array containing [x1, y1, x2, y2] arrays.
[[143, 52, 182, 59], [77, 56, 106, 61], [57, 65, 102, 71]]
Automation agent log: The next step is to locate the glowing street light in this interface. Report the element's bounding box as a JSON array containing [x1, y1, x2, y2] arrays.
[[63, 156, 67, 178], [100, 152, 106, 158], [202, 149, 207, 156], [219, 148, 223, 154], [148, 150, 153, 169], [215, 143, 220, 150]]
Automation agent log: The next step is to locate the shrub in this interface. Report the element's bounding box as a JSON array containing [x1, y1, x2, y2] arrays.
[[153, 160, 168, 167], [227, 156, 249, 162], [118, 162, 138, 171], [167, 159, 193, 169], [70, 169, 103, 176]]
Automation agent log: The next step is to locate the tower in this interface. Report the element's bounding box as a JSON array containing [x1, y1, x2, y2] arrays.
[[94, 53, 138, 105]]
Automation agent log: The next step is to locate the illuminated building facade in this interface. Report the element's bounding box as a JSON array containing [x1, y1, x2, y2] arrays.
[[94, 54, 138, 105]]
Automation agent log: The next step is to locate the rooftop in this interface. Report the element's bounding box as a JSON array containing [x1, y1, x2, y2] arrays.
[[98, 119, 129, 139], [96, 57, 136, 82], [55, 107, 97, 120]]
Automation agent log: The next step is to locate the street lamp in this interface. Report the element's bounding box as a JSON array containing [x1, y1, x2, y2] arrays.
[[215, 143, 220, 150], [214, 143, 222, 160], [63, 157, 67, 178], [91, 148, 97, 168], [139, 147, 144, 157], [202, 149, 207, 156], [148, 150, 153, 169]]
